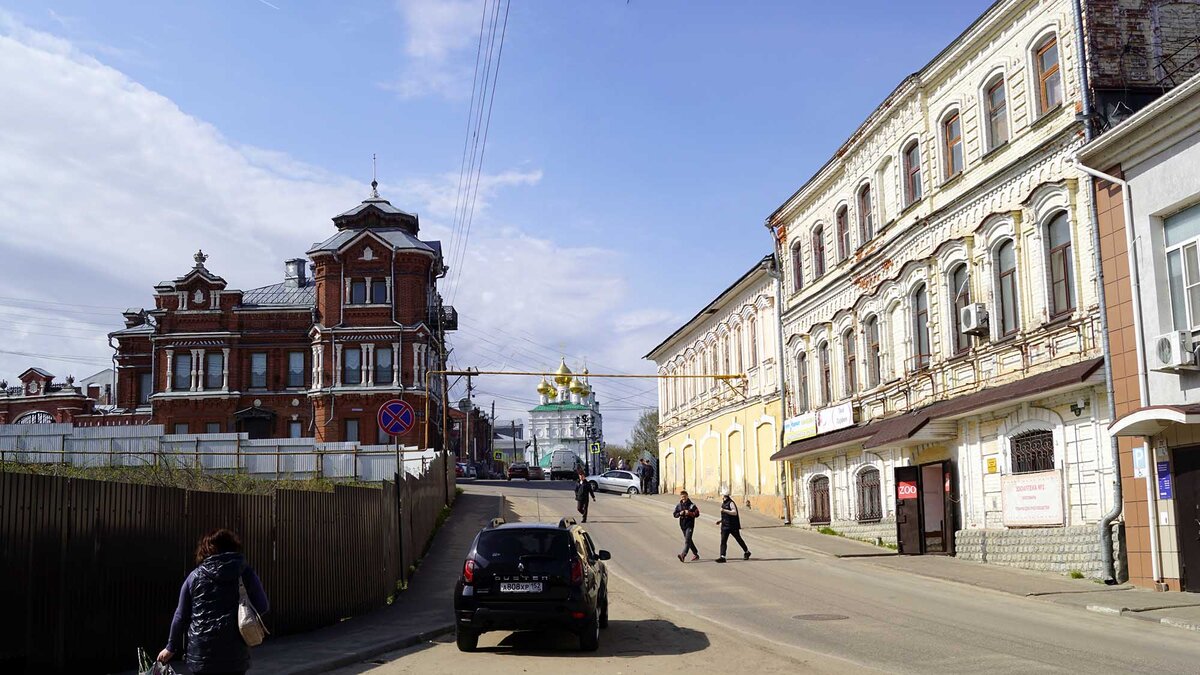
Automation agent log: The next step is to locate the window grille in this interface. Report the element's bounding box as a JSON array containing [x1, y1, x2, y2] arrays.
[[1010, 429, 1054, 474], [856, 468, 882, 522], [809, 476, 831, 525]]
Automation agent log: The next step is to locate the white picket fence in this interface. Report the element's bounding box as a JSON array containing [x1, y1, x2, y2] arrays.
[[0, 423, 437, 481]]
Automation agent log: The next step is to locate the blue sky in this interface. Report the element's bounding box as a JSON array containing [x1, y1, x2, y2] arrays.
[[0, 0, 992, 439]]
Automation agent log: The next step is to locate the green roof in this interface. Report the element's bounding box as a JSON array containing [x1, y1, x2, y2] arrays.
[[530, 402, 592, 412]]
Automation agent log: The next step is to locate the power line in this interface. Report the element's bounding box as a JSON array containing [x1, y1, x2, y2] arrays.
[[446, 0, 492, 273]]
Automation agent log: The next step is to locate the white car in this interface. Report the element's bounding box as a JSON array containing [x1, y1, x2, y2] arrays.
[[587, 470, 641, 495]]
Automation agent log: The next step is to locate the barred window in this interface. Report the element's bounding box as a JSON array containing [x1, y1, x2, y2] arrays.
[[856, 468, 882, 522], [1010, 429, 1055, 474], [809, 476, 831, 525]]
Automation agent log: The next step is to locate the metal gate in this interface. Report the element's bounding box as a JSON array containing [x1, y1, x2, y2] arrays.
[[809, 475, 830, 524]]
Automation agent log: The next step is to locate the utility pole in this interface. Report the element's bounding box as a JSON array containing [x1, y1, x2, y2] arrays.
[[509, 418, 516, 465], [465, 369, 474, 464]]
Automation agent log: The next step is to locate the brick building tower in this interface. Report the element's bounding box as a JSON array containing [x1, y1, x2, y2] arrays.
[[101, 182, 455, 444]]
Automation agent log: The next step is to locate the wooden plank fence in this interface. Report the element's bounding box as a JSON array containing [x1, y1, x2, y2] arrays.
[[0, 454, 454, 673]]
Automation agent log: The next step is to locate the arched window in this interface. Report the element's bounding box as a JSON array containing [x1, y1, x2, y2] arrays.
[[1010, 429, 1055, 473], [836, 206, 851, 261], [1034, 34, 1062, 115], [796, 352, 810, 413], [722, 335, 731, 375], [818, 341, 832, 405], [996, 240, 1020, 336], [912, 284, 930, 371], [856, 467, 882, 522], [812, 226, 826, 277], [809, 475, 831, 524], [950, 263, 972, 355], [1046, 211, 1075, 318], [733, 325, 743, 372], [865, 316, 881, 388], [857, 185, 874, 244], [903, 141, 922, 205], [842, 328, 857, 396], [791, 240, 804, 292], [984, 75, 1009, 151], [748, 317, 758, 366], [943, 110, 963, 178]]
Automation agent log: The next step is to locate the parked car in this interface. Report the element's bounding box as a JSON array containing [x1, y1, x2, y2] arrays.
[[528, 466, 545, 480], [466, 464, 478, 479], [507, 463, 530, 481], [586, 470, 641, 495], [456, 462, 466, 478], [454, 516, 610, 652]]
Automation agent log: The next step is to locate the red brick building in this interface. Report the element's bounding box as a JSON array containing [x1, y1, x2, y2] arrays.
[[88, 185, 455, 444], [0, 368, 97, 424]]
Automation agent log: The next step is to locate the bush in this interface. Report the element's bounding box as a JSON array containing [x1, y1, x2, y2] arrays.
[[0, 460, 376, 494], [1069, 569, 1085, 579]]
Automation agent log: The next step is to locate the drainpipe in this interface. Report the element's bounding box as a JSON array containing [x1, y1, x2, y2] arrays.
[[765, 228, 793, 524], [1070, 0, 1129, 584]]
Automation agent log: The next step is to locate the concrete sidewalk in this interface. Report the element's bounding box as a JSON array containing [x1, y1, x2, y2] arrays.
[[244, 492, 499, 674], [641, 492, 1200, 633]]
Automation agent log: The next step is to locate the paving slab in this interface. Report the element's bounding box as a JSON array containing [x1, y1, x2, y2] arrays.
[[854, 553, 1131, 597]]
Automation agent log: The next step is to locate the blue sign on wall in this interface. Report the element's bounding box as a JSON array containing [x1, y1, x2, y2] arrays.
[[1157, 461, 1173, 500]]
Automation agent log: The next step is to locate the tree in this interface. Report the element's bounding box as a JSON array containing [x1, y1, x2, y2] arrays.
[[629, 409, 659, 460]]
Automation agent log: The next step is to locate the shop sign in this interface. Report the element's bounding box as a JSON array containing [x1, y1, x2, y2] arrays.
[[783, 413, 817, 444], [1157, 461, 1173, 500], [816, 402, 854, 434], [986, 457, 997, 474], [1001, 470, 1064, 526], [897, 480, 918, 500]]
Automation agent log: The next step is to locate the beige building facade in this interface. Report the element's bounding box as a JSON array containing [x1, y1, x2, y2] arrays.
[[646, 256, 787, 517]]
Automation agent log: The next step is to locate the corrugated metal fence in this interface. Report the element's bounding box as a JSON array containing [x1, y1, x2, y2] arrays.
[[0, 454, 454, 673]]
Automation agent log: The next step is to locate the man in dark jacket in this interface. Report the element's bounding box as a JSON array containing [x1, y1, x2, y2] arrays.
[[575, 473, 596, 522], [673, 490, 700, 562], [643, 460, 656, 494], [716, 487, 751, 563]]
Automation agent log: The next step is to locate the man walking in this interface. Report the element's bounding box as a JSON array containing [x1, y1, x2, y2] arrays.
[[643, 459, 656, 494], [673, 490, 700, 562], [574, 473, 596, 523], [716, 487, 751, 563]]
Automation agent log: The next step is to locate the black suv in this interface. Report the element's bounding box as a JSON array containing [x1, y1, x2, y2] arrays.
[[454, 517, 611, 652]]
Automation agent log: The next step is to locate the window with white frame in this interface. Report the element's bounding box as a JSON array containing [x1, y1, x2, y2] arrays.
[[865, 316, 881, 388], [857, 185, 874, 244], [842, 328, 857, 397], [791, 240, 804, 292], [836, 206, 851, 261], [943, 110, 963, 178], [1046, 211, 1075, 318], [996, 240, 1020, 336], [1165, 203, 1200, 331], [818, 341, 832, 406], [812, 225, 826, 277], [796, 352, 810, 413], [903, 141, 922, 205], [912, 284, 931, 371], [1034, 34, 1062, 115], [950, 263, 972, 354], [748, 317, 759, 366]]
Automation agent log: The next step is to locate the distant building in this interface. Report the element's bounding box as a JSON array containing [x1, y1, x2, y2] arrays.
[[81, 184, 455, 444], [0, 368, 97, 424], [528, 360, 603, 472]]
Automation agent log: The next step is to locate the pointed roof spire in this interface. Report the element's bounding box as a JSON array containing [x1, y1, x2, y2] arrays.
[[370, 153, 380, 198], [193, 249, 208, 269]]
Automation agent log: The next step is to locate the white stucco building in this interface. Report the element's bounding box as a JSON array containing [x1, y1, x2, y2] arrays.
[[527, 360, 604, 474]]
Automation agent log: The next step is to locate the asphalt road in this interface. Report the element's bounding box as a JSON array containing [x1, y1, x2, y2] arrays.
[[342, 480, 1200, 674]]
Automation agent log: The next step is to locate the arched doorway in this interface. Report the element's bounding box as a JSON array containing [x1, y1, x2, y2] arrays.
[[14, 411, 55, 424], [809, 475, 831, 525]]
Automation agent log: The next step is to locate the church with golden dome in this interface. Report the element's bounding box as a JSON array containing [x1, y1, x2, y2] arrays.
[[527, 359, 604, 474]]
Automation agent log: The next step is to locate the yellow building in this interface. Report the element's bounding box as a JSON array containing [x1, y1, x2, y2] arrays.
[[645, 256, 787, 518]]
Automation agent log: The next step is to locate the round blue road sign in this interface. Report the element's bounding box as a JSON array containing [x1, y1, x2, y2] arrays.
[[378, 399, 416, 436]]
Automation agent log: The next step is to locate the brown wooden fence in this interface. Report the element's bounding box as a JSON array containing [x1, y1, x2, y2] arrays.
[[0, 455, 454, 673]]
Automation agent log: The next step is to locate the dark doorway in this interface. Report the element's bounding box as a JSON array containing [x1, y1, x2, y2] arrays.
[[239, 417, 272, 440], [1174, 448, 1200, 592], [810, 476, 831, 525], [894, 460, 956, 555]]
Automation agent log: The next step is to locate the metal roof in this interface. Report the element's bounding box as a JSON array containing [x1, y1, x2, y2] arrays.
[[109, 324, 154, 336], [307, 228, 436, 256], [241, 281, 317, 307], [334, 197, 415, 219]]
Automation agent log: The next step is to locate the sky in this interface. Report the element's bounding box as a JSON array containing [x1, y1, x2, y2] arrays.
[[0, 0, 993, 442]]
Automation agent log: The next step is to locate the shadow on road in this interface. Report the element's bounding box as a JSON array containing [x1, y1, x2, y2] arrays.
[[477, 618, 710, 657]]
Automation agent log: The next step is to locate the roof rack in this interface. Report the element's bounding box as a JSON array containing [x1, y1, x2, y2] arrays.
[[558, 517, 577, 528], [487, 517, 506, 529]]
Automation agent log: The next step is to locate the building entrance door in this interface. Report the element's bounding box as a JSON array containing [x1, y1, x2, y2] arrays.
[[1174, 448, 1200, 592], [894, 460, 956, 555]]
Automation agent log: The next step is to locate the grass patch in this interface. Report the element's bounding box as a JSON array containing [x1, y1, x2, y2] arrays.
[[0, 460, 378, 494], [817, 526, 843, 537], [1069, 570, 1085, 579], [455, 486, 464, 497]]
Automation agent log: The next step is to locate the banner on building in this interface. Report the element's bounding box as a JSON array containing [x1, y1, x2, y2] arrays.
[[816, 402, 854, 434], [1001, 470, 1064, 526], [783, 413, 817, 445]]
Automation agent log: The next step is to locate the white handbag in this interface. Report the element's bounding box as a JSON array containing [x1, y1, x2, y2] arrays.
[[238, 578, 269, 647]]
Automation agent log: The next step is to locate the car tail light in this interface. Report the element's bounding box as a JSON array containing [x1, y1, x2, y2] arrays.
[[570, 557, 583, 585], [463, 559, 476, 584]]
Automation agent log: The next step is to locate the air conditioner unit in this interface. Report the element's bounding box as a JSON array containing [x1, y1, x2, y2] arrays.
[[960, 303, 989, 336], [1154, 331, 1199, 371]]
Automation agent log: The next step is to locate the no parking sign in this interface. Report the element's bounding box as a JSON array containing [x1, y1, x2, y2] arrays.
[[378, 399, 415, 437]]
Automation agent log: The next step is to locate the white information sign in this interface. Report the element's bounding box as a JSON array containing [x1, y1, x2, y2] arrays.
[[816, 402, 854, 434], [1001, 470, 1064, 527], [783, 413, 817, 445], [1132, 444, 1148, 479]]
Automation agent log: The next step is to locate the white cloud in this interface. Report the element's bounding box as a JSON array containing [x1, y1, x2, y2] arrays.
[[385, 0, 489, 99], [0, 16, 664, 440]]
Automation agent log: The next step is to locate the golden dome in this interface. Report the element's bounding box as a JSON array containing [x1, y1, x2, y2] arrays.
[[536, 378, 553, 396], [553, 358, 573, 385], [579, 382, 591, 396], [569, 377, 586, 394]]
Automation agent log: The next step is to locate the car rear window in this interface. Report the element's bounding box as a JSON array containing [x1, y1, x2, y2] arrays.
[[477, 529, 571, 562]]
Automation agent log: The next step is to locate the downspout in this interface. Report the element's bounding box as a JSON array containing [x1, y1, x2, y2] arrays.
[[765, 228, 792, 524], [1071, 0, 1128, 585]]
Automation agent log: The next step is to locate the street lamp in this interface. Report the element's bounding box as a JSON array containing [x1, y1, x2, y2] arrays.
[[575, 414, 601, 475]]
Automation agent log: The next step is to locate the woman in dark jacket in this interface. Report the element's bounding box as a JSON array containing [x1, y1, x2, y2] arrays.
[[158, 528, 269, 674]]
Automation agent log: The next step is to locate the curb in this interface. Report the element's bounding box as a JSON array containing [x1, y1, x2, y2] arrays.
[[281, 624, 456, 675]]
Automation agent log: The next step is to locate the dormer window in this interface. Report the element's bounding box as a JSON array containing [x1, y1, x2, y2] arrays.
[[348, 278, 390, 305]]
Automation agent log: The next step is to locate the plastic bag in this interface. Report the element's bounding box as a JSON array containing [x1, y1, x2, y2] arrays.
[[137, 648, 177, 675]]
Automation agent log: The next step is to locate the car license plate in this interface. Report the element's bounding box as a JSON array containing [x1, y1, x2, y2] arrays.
[[500, 582, 543, 593]]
